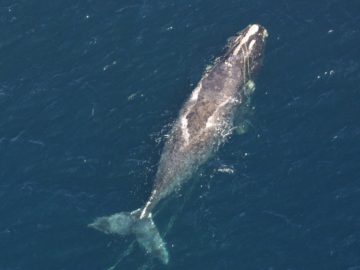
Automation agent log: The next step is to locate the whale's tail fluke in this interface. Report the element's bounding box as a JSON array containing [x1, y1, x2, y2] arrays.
[[88, 209, 169, 264]]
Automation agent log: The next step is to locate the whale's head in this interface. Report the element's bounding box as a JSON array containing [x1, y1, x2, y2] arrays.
[[229, 24, 268, 80]]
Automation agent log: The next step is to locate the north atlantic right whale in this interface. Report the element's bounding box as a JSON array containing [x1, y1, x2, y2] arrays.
[[89, 24, 268, 264]]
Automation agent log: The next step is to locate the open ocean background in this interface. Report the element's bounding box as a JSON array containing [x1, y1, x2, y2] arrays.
[[1, 1, 360, 269]]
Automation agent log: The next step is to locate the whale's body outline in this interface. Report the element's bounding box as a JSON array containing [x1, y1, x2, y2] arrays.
[[89, 24, 268, 264]]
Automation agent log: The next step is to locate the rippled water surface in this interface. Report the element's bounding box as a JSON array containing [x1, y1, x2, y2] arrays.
[[1, 1, 360, 269]]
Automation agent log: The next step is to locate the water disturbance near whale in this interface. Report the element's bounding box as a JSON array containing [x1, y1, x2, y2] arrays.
[[89, 24, 268, 264]]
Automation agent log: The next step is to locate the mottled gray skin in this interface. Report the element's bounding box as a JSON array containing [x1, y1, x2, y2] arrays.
[[140, 24, 268, 218], [89, 24, 268, 264]]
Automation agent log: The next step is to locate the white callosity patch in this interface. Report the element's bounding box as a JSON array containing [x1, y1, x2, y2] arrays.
[[232, 43, 242, 56], [233, 24, 260, 56], [249, 39, 256, 51], [262, 29, 269, 40]]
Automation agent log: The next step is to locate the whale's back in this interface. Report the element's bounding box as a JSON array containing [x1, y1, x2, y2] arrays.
[[152, 24, 268, 202]]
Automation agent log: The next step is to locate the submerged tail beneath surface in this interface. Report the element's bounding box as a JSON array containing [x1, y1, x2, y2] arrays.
[[88, 209, 169, 264]]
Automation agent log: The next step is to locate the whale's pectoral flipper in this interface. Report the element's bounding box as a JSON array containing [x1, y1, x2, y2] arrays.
[[88, 209, 169, 264]]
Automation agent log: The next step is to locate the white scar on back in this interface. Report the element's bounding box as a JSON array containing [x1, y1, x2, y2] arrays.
[[190, 82, 202, 101], [205, 97, 232, 128], [181, 115, 190, 143], [181, 82, 204, 144]]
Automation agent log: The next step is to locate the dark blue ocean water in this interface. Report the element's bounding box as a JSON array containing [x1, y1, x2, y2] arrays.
[[1, 1, 360, 269]]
